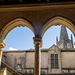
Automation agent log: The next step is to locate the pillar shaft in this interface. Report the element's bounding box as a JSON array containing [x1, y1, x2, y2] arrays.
[[0, 49, 2, 69], [0, 42, 6, 69], [33, 37, 42, 75], [34, 43, 41, 75]]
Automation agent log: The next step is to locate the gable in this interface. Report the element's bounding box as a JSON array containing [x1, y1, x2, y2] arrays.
[[49, 44, 60, 52]]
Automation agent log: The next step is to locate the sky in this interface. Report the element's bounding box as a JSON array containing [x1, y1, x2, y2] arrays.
[[3, 25, 75, 51]]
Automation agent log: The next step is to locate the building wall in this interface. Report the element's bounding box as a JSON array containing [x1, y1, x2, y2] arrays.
[[24, 51, 49, 74], [3, 52, 26, 70], [41, 52, 48, 68], [2, 50, 75, 74], [3, 51, 49, 69], [26, 52, 35, 68], [61, 52, 75, 68]]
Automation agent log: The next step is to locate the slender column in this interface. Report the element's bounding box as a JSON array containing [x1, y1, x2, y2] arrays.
[[33, 37, 42, 75], [0, 42, 6, 69]]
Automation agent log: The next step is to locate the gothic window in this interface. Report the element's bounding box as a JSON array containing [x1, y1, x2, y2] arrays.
[[17, 57, 22, 70], [17, 64, 22, 69], [51, 54, 58, 69], [18, 57, 21, 64]]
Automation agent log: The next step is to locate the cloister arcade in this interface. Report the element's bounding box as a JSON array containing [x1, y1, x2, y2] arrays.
[[0, 2, 75, 75]]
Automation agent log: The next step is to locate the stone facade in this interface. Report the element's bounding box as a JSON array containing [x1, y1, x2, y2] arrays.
[[2, 48, 75, 74], [2, 26, 75, 74]]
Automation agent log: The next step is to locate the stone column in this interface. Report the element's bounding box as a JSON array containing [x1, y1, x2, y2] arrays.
[[33, 37, 42, 75], [0, 42, 6, 69]]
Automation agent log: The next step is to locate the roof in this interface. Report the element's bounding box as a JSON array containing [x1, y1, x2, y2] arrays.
[[3, 48, 75, 53], [1, 61, 20, 75], [3, 49, 49, 53], [61, 48, 75, 50]]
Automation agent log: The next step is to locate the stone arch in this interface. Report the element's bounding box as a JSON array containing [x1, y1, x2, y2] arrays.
[[0, 18, 35, 43], [41, 16, 75, 37]]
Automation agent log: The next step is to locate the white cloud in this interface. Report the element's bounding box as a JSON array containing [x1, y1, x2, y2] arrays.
[[8, 47, 18, 51]]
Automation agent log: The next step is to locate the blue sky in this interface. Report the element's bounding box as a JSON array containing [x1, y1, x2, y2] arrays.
[[3, 25, 75, 50]]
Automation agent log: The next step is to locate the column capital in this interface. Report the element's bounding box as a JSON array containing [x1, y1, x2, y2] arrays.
[[0, 42, 6, 49], [33, 37, 42, 47]]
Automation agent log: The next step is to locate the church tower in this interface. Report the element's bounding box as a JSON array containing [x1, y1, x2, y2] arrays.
[[56, 25, 74, 48]]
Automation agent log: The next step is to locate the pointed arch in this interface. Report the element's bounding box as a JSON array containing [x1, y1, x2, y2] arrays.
[[0, 18, 35, 42], [41, 16, 75, 37]]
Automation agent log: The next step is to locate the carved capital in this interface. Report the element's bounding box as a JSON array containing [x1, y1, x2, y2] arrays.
[[0, 42, 6, 49], [33, 37, 42, 47]]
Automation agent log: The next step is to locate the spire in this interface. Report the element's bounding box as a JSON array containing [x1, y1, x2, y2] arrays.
[[59, 25, 69, 48], [57, 25, 74, 49], [71, 34, 74, 48], [60, 26, 69, 43]]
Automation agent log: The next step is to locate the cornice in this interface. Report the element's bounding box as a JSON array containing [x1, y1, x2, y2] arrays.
[[0, 1, 75, 12]]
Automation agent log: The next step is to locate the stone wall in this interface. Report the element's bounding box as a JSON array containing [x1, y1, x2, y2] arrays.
[[26, 52, 35, 68], [2, 50, 75, 74], [61, 52, 75, 68], [41, 52, 48, 68], [3, 51, 26, 71], [2, 51, 49, 74]]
